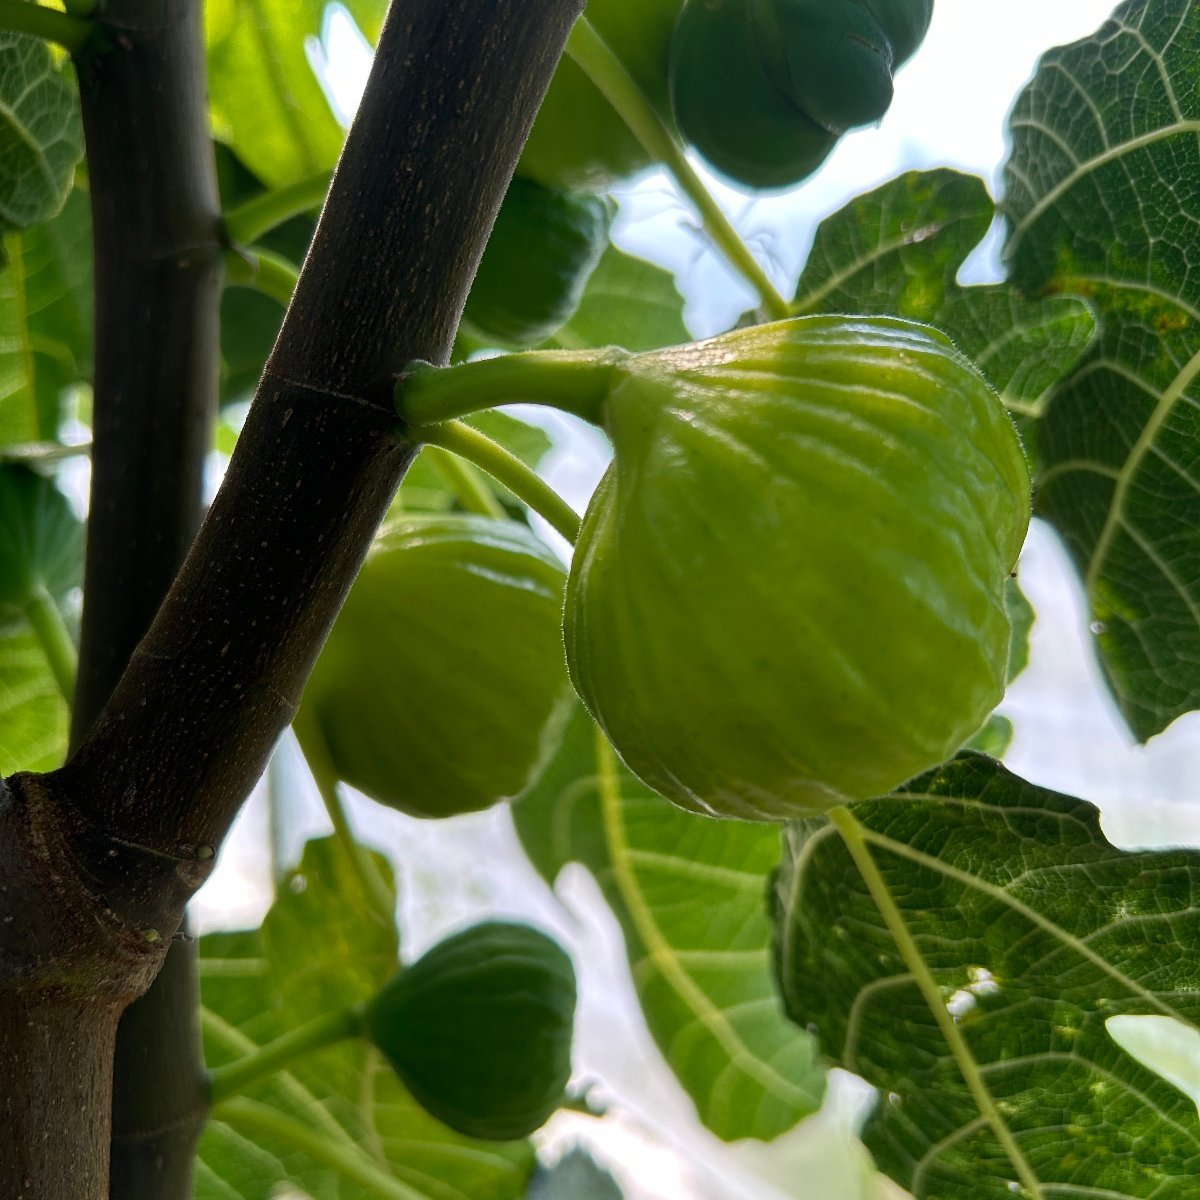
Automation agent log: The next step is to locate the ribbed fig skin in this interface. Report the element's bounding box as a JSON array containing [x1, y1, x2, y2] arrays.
[[300, 515, 571, 819], [365, 922, 576, 1141], [564, 315, 1031, 821]]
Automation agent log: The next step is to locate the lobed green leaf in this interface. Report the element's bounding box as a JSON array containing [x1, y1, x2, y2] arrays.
[[0, 29, 82, 235], [793, 168, 1096, 428], [1004, 0, 1200, 739], [774, 754, 1200, 1198]]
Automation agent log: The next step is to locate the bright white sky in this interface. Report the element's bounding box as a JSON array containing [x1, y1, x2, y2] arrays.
[[206, 6, 1200, 1197]]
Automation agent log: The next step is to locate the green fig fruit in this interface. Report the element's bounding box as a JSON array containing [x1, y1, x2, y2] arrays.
[[519, 0, 683, 192], [297, 515, 571, 819], [564, 315, 1030, 821], [757, 0, 895, 136], [861, 0, 934, 66], [669, 0, 933, 189], [462, 176, 611, 348], [364, 922, 576, 1141]]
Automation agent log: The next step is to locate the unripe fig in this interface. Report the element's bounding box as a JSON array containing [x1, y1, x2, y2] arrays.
[[463, 176, 611, 348], [564, 315, 1030, 821], [297, 516, 571, 819], [364, 922, 576, 1141], [670, 0, 836, 189], [669, 0, 934, 189]]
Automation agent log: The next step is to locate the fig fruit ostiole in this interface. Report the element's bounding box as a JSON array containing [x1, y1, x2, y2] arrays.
[[396, 313, 1031, 822]]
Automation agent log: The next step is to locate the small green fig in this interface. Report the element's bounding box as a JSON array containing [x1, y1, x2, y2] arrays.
[[669, 0, 836, 189], [297, 515, 571, 819], [564, 315, 1030, 821], [364, 922, 576, 1141], [669, 0, 934, 189], [463, 176, 611, 348]]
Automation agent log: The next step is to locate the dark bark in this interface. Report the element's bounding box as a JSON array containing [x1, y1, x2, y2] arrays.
[[0, 0, 584, 1196], [0, 774, 162, 1197], [72, 4, 222, 1195], [108, 935, 207, 1197], [56, 0, 585, 867], [72, 0, 221, 746]]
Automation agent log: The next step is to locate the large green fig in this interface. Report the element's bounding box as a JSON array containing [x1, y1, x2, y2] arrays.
[[462, 176, 611, 348], [564, 315, 1030, 821], [364, 922, 576, 1141], [669, 0, 934, 189], [297, 515, 571, 819]]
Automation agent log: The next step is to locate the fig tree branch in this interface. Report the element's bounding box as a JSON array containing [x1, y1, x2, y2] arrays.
[[72, 4, 225, 1191], [46, 0, 586, 918]]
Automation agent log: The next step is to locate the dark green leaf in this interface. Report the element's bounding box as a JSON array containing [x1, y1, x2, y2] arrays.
[[1004, 1, 1200, 739], [793, 169, 1096, 425], [219, 286, 283, 408], [0, 463, 83, 620], [197, 837, 536, 1200], [542, 247, 688, 353], [514, 704, 824, 1141], [0, 30, 82, 234], [774, 754, 1200, 1198]]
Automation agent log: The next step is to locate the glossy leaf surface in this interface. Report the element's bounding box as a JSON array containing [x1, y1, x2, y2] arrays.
[[774, 755, 1200, 1198], [1004, 0, 1200, 739]]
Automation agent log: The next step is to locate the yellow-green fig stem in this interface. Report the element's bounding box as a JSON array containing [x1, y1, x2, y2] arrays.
[[293, 710, 397, 925], [0, 0, 93, 51], [206, 1004, 366, 1104], [417, 420, 582, 544], [423, 445, 508, 520], [224, 171, 333, 246], [396, 347, 626, 429]]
